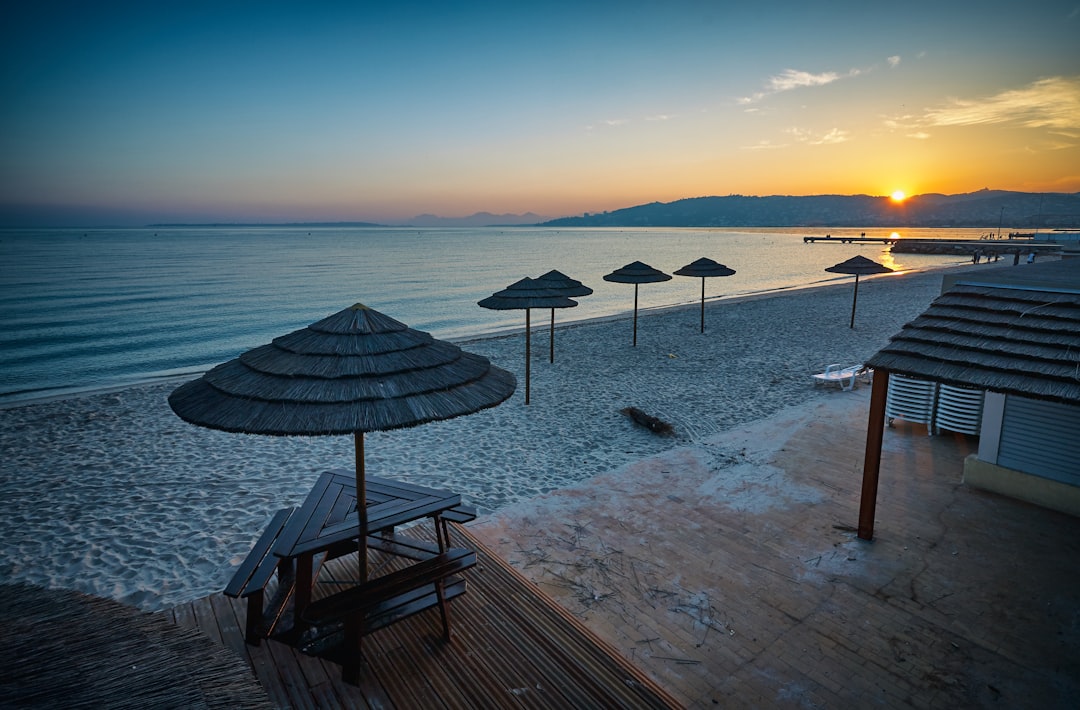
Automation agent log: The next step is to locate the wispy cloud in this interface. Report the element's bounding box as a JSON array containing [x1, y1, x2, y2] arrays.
[[742, 139, 786, 151], [785, 126, 851, 145], [738, 66, 866, 105], [922, 76, 1080, 132], [585, 118, 630, 131], [887, 55, 901, 68], [645, 114, 674, 122]]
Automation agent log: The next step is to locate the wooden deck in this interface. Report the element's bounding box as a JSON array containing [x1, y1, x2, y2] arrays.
[[163, 524, 680, 709]]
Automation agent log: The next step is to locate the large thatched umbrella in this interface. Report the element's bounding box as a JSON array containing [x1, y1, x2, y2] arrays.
[[168, 303, 516, 580], [825, 255, 895, 328], [478, 277, 577, 405], [603, 261, 671, 346], [0, 582, 271, 708], [674, 257, 736, 333], [535, 269, 593, 363]]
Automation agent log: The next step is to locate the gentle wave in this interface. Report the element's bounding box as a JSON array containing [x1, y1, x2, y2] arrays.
[[0, 226, 973, 403]]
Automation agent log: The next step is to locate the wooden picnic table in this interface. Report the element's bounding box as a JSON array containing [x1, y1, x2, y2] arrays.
[[272, 469, 465, 620]]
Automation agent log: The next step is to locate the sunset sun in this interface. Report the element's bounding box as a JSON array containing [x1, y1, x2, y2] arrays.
[[890, 190, 907, 203]]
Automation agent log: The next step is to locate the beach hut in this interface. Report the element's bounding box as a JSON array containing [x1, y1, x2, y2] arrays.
[[168, 303, 515, 581], [535, 269, 592, 363], [603, 261, 671, 346], [674, 257, 736, 333], [825, 255, 894, 329], [855, 259, 1080, 539], [478, 277, 577, 404]]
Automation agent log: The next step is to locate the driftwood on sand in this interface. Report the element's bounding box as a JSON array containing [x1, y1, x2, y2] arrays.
[[620, 406, 675, 436]]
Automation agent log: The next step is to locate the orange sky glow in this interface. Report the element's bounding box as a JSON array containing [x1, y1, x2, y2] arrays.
[[2, 3, 1078, 226]]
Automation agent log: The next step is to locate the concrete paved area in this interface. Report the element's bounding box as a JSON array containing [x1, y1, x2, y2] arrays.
[[472, 386, 1080, 708]]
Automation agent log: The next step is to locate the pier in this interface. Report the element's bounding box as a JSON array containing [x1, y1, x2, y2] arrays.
[[803, 234, 897, 244]]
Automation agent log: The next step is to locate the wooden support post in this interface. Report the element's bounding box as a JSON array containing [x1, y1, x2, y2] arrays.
[[632, 284, 639, 347], [849, 274, 860, 329], [524, 308, 531, 405], [858, 369, 889, 540], [549, 308, 555, 363], [699, 278, 705, 333]]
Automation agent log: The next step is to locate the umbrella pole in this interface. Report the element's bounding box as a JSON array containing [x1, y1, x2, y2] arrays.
[[354, 431, 368, 582], [549, 308, 555, 364], [850, 275, 860, 329], [525, 308, 531, 405], [633, 284, 639, 347], [700, 278, 705, 333]]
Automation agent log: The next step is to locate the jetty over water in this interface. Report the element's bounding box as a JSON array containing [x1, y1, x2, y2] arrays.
[[803, 235, 897, 244]]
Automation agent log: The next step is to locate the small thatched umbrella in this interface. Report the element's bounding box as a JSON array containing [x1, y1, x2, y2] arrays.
[[825, 255, 895, 328], [169, 303, 516, 581], [478, 277, 577, 405], [603, 261, 672, 346], [674, 257, 736, 333], [535, 269, 593, 363]]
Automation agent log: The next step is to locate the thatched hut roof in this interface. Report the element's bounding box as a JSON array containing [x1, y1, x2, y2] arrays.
[[477, 277, 578, 310], [866, 261, 1080, 405], [535, 269, 593, 297], [169, 303, 516, 435], [674, 257, 736, 278], [825, 255, 894, 276], [0, 583, 271, 708], [603, 261, 672, 284]]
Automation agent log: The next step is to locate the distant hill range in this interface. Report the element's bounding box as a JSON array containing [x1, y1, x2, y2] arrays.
[[401, 211, 549, 227], [541, 190, 1080, 229]]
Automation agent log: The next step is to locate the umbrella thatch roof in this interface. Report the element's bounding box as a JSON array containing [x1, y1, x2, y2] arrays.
[[535, 269, 593, 297], [169, 303, 516, 435], [674, 257, 736, 278], [825, 255, 894, 276], [477, 277, 578, 310], [866, 278, 1080, 405], [603, 261, 672, 284], [0, 583, 271, 708]]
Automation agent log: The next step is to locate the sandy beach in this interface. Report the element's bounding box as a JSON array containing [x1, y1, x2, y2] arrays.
[[0, 262, 1006, 611]]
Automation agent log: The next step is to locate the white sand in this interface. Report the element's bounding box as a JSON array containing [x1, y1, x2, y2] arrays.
[[0, 263, 1006, 610]]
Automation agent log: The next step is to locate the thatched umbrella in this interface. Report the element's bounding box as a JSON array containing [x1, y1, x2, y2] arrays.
[[168, 303, 515, 580], [478, 277, 577, 405], [535, 269, 593, 363], [825, 255, 895, 328], [603, 261, 672, 346], [0, 582, 271, 708], [674, 257, 736, 333]]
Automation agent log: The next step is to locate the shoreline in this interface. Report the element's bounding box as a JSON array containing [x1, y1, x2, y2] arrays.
[[0, 260, 1016, 611], [0, 260, 964, 410]]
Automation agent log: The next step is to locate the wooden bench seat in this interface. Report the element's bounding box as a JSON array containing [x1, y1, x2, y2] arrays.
[[224, 507, 296, 645], [301, 547, 477, 684]]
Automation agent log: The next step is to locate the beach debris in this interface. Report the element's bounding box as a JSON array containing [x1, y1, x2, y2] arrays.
[[620, 406, 675, 436]]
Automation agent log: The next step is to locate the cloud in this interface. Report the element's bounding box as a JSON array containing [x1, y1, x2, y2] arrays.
[[785, 126, 850, 145], [645, 114, 674, 122], [922, 76, 1080, 132], [741, 139, 785, 151], [739, 66, 870, 104], [585, 118, 630, 131], [769, 69, 839, 92], [887, 55, 901, 68]]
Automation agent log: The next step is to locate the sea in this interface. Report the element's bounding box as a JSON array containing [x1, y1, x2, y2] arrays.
[[0, 225, 979, 405]]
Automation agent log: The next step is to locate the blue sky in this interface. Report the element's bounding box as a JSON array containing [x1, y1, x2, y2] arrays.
[[2, 1, 1079, 225]]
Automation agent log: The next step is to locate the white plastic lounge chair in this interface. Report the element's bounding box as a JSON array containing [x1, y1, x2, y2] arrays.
[[812, 363, 867, 391]]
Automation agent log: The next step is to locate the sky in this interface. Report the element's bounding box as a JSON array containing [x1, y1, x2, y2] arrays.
[[2, 1, 1079, 226]]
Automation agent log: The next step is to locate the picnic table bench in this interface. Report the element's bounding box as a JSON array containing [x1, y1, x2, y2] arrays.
[[223, 507, 296, 645], [301, 547, 477, 684], [224, 470, 478, 649]]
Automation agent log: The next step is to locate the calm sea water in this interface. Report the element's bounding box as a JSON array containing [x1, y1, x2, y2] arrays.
[[0, 226, 976, 404]]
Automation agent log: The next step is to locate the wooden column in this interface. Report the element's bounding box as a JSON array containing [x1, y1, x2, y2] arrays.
[[858, 369, 889, 540]]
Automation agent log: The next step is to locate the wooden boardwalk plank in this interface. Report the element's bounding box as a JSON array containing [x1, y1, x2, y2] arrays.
[[169, 522, 678, 709]]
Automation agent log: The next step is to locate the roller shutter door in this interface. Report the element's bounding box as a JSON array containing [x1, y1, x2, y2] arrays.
[[997, 396, 1080, 485]]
